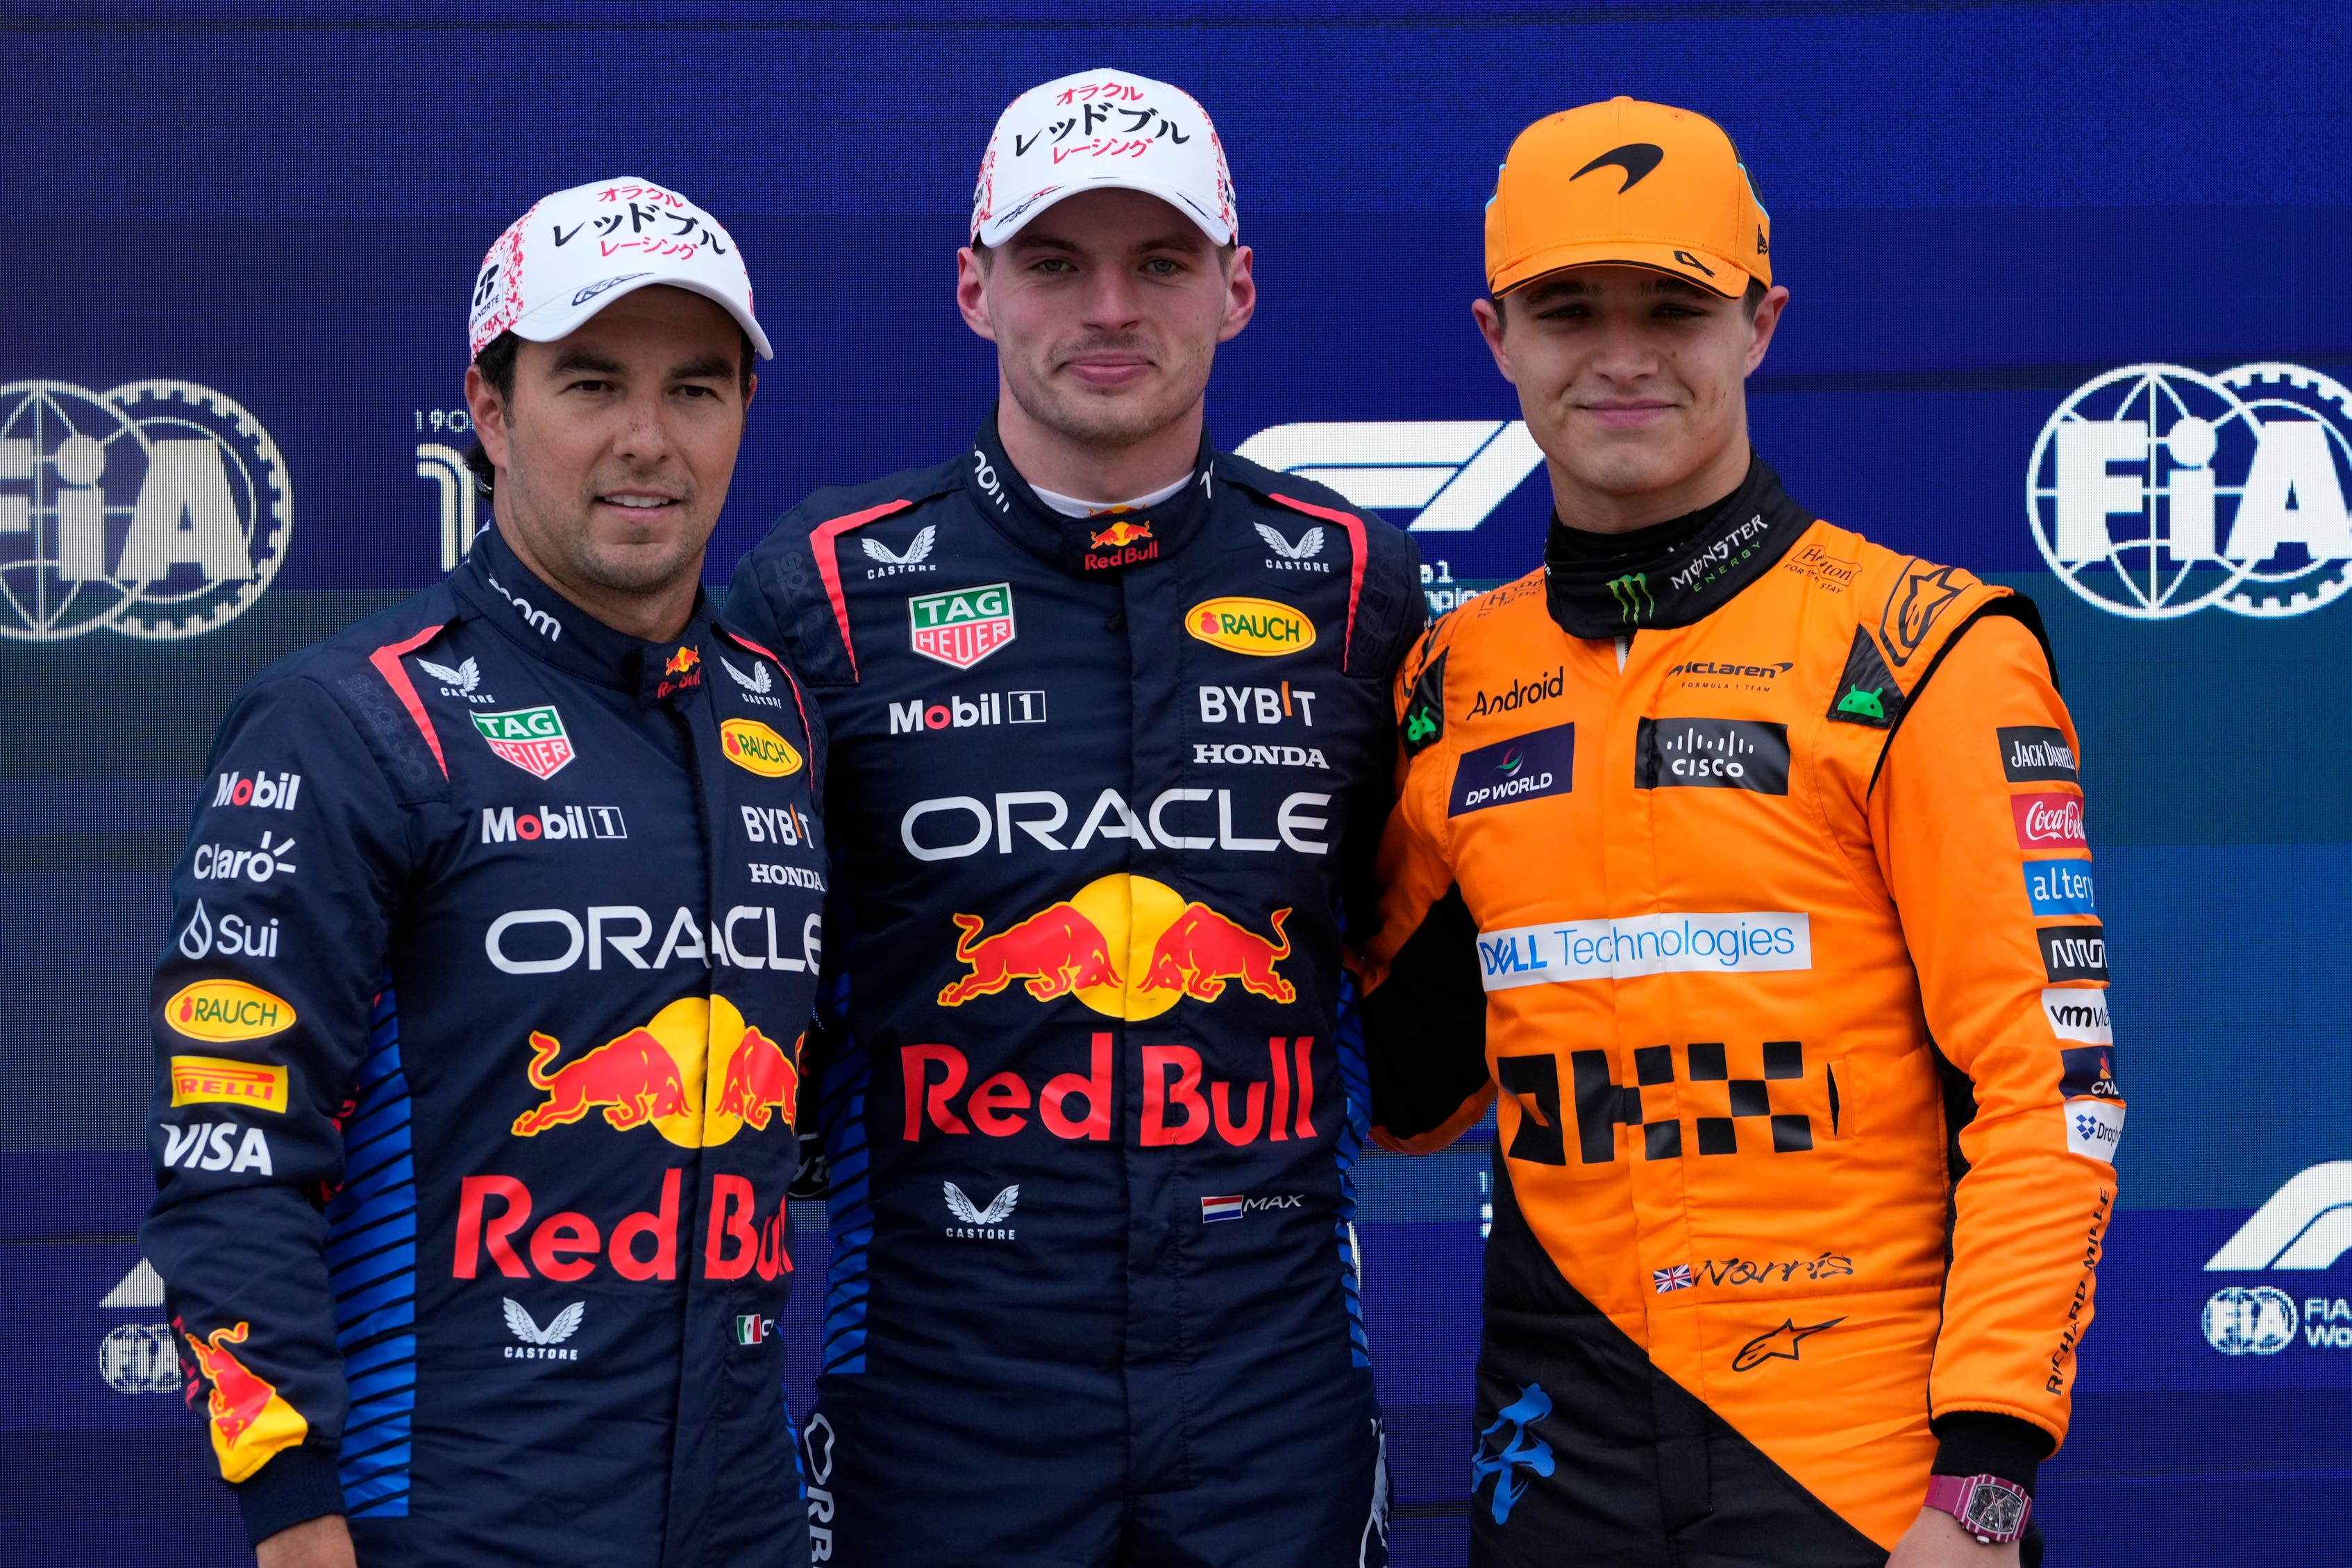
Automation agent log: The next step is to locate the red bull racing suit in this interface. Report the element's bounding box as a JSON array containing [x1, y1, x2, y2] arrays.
[[142, 525, 827, 1565], [724, 413, 1425, 1566]]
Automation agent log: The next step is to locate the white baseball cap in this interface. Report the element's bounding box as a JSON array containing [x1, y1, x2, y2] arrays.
[[971, 69, 1237, 249], [467, 176, 772, 360]]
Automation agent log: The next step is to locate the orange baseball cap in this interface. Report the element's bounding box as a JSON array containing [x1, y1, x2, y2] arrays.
[[1485, 96, 1771, 300]]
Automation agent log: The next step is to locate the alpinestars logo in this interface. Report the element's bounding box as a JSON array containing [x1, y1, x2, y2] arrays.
[[862, 525, 937, 578], [721, 656, 786, 708], [503, 1298, 584, 1360], [417, 656, 493, 704], [1255, 523, 1331, 573], [943, 1181, 1018, 1240]]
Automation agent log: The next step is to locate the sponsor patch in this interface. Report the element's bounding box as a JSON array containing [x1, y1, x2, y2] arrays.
[[2011, 791, 2088, 850], [721, 718, 803, 778], [909, 583, 1016, 671], [471, 706, 576, 781], [2038, 923, 2110, 984], [1186, 596, 1315, 657], [1201, 1195, 1245, 1224], [2060, 1045, 2124, 1102], [2023, 859, 2097, 916], [165, 980, 296, 1043], [2065, 1097, 2124, 1161], [1450, 723, 1575, 815], [1634, 717, 1791, 795], [1999, 725, 2079, 783], [2040, 988, 2113, 1044], [1478, 912, 1811, 990], [169, 1053, 289, 1111], [1825, 626, 1901, 729]]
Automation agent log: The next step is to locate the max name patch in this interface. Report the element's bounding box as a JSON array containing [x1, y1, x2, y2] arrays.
[[1450, 723, 1574, 816]]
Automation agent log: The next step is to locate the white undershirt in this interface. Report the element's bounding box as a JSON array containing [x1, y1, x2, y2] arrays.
[[1030, 473, 1191, 518]]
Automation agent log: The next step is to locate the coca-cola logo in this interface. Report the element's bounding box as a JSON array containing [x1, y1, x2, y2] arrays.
[[2010, 791, 2087, 849]]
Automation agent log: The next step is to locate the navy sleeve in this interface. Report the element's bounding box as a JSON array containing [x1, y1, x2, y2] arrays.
[[139, 672, 414, 1544]]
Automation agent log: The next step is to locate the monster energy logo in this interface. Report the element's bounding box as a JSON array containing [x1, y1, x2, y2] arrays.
[[1607, 572, 1656, 624]]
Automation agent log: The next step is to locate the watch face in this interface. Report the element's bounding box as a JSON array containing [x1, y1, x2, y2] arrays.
[[1965, 1483, 2027, 1537]]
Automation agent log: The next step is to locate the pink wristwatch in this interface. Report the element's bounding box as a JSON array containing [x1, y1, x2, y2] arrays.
[[1924, 1474, 2032, 1545]]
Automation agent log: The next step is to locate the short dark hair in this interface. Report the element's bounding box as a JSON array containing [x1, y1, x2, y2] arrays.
[[461, 326, 756, 496], [1491, 273, 1768, 329]]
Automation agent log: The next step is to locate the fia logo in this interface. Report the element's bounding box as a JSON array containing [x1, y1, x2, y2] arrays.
[[0, 379, 292, 641], [2028, 363, 2352, 619], [1234, 421, 1545, 533]]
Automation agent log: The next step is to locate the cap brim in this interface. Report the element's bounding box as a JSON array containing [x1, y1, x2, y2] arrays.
[[509, 275, 775, 361], [1492, 239, 1751, 301], [976, 176, 1234, 249]]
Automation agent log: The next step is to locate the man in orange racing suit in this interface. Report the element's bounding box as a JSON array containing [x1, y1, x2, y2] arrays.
[[1357, 99, 2117, 1568]]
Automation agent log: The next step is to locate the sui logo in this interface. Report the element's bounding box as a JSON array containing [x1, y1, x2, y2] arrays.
[[2027, 363, 2352, 620], [0, 380, 292, 641], [1470, 1382, 1556, 1525]]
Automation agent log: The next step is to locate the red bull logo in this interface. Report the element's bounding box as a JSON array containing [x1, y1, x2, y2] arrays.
[[511, 996, 801, 1147], [938, 905, 1122, 1006], [1141, 904, 1295, 1004], [712, 1026, 801, 1130], [454, 1170, 789, 1283], [935, 874, 1293, 1020], [902, 1033, 1317, 1147], [657, 643, 703, 698], [180, 1319, 308, 1483], [1089, 519, 1153, 549]]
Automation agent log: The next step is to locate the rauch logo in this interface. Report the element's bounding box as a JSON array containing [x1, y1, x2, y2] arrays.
[[1186, 597, 1314, 657]]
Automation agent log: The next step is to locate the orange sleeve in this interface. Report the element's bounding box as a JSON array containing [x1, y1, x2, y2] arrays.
[[1872, 611, 2117, 1453], [1359, 628, 1495, 1152]]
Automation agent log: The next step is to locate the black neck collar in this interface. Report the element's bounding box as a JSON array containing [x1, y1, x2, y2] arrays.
[[1543, 453, 1812, 639], [455, 524, 714, 705], [962, 407, 1216, 578]]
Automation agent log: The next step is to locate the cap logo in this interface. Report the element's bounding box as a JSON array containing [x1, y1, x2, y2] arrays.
[[1570, 143, 1664, 193], [1672, 249, 1717, 278]]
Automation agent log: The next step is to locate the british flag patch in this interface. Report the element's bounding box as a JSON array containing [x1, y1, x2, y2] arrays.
[[1653, 1265, 1694, 1294]]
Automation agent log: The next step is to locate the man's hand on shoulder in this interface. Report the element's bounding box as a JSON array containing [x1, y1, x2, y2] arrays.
[[255, 1514, 353, 1568], [1886, 1506, 2021, 1567]]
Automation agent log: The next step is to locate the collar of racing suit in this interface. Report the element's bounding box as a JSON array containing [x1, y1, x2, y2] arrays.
[[1542, 450, 1814, 640], [456, 521, 717, 705], [962, 406, 1217, 578]]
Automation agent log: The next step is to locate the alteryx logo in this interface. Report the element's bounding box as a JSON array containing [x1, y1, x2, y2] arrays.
[[1234, 421, 1545, 532], [2022, 859, 2096, 916]]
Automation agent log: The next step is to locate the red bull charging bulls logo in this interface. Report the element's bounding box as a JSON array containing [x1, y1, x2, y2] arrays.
[[180, 1319, 309, 1482], [510, 994, 799, 1147], [936, 874, 1294, 1018]]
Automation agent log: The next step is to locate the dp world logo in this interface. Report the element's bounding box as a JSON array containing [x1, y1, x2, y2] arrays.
[[0, 379, 292, 641], [2027, 362, 2352, 620]]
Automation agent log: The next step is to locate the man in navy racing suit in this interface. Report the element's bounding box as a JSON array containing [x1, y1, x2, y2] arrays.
[[142, 178, 825, 1568], [725, 70, 1423, 1568]]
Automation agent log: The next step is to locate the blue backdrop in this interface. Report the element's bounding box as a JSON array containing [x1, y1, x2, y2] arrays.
[[5, 3, 2349, 1562]]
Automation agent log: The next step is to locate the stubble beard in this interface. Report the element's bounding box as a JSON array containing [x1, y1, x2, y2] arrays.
[[1005, 333, 1212, 455]]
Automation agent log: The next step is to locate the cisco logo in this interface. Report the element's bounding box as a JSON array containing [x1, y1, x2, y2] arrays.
[[2027, 362, 2352, 621], [0, 379, 292, 641]]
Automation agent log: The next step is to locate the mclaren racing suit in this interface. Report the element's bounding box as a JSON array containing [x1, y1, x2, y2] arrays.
[[1360, 457, 2117, 1566], [725, 412, 1423, 1567], [142, 525, 826, 1565]]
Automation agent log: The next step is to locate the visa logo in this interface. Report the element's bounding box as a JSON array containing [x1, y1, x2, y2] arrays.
[[2023, 859, 2096, 917]]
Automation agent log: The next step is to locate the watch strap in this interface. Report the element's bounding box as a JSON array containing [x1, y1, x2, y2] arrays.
[[1925, 1472, 2033, 1544]]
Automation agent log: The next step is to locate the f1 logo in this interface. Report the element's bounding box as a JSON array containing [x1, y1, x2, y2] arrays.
[[1233, 421, 1546, 533]]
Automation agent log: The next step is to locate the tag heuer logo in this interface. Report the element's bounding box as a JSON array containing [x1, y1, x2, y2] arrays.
[[909, 583, 1016, 671], [471, 706, 576, 780]]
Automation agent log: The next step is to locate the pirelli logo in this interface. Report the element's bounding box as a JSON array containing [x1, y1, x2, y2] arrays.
[[169, 1055, 289, 1113]]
